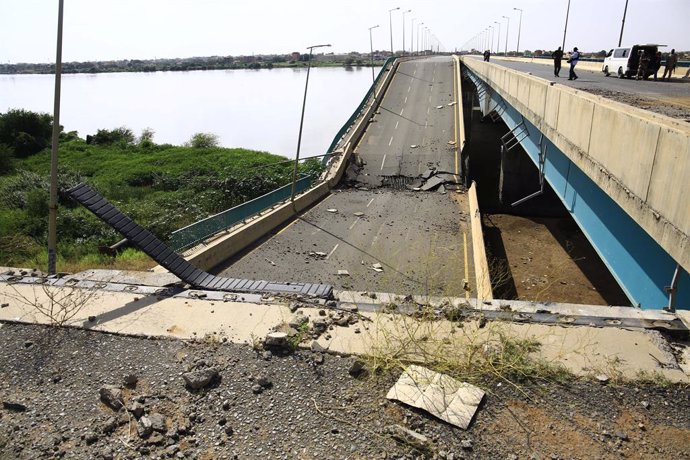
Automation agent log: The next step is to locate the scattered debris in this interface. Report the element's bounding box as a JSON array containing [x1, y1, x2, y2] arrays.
[[288, 313, 309, 329], [447, 140, 456, 145], [326, 208, 338, 213], [2, 401, 27, 412], [410, 145, 419, 148], [348, 360, 367, 378], [264, 258, 276, 266], [385, 424, 432, 452], [595, 374, 610, 384], [123, 374, 138, 387], [337, 270, 350, 276], [371, 263, 384, 273], [447, 101, 457, 106], [386, 365, 485, 430], [182, 367, 219, 390], [436, 105, 444, 109], [353, 212, 364, 217], [420, 175, 446, 191], [99, 385, 124, 411]]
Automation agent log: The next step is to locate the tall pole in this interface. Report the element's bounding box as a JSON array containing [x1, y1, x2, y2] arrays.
[[388, 7, 399, 55], [369, 25, 379, 82], [502, 16, 510, 55], [402, 10, 411, 56], [411, 18, 416, 57], [291, 44, 331, 206], [618, 0, 629, 47], [514, 8, 523, 55], [489, 26, 494, 54], [417, 23, 424, 55], [494, 21, 501, 54], [562, 0, 571, 51], [48, 0, 65, 275]]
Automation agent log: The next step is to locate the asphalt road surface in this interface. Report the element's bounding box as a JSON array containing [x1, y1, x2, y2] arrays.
[[478, 57, 690, 107], [218, 56, 475, 297]]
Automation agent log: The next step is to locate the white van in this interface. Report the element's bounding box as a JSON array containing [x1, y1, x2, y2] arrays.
[[602, 44, 662, 78]]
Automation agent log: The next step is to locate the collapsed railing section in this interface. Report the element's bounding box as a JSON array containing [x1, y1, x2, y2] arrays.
[[170, 175, 313, 253]]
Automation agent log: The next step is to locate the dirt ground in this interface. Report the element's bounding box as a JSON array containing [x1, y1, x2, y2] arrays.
[[482, 214, 630, 306], [584, 88, 690, 120], [1, 322, 689, 460]]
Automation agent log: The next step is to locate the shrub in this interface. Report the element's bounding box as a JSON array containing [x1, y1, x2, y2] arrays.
[[0, 109, 55, 157], [186, 132, 219, 149], [87, 127, 135, 147], [0, 143, 13, 174], [138, 127, 155, 148]]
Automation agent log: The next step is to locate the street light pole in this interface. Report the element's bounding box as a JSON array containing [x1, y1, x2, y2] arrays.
[[369, 25, 380, 82], [411, 18, 417, 56], [489, 26, 494, 54], [562, 0, 571, 51], [494, 21, 501, 54], [290, 44, 331, 206], [618, 0, 629, 47], [389, 7, 399, 56], [514, 7, 523, 55], [502, 15, 510, 55], [48, 0, 65, 275], [402, 10, 411, 56], [417, 22, 424, 55]]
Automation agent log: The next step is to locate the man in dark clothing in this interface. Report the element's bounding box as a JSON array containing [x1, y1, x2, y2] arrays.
[[567, 47, 580, 80], [551, 47, 564, 77], [483, 50, 491, 62]]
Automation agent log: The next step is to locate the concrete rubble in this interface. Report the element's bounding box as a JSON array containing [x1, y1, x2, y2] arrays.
[[386, 365, 485, 430]]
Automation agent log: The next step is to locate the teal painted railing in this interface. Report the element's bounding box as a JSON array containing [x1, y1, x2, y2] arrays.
[[170, 175, 313, 252], [322, 57, 398, 165]]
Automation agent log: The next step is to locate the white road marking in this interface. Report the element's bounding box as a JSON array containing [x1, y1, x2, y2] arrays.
[[381, 153, 387, 170], [366, 198, 375, 208], [388, 136, 394, 146], [432, 75, 435, 82], [311, 228, 322, 236], [395, 121, 399, 130], [408, 86, 411, 93], [348, 217, 361, 230], [427, 107, 430, 114], [326, 244, 339, 260], [425, 121, 428, 128], [404, 96, 408, 104], [400, 108, 404, 115], [413, 69, 417, 75]]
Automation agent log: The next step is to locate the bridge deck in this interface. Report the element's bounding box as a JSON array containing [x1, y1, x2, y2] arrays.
[[218, 57, 476, 298]]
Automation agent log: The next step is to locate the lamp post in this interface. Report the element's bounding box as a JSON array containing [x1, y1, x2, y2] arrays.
[[618, 0, 629, 46], [494, 21, 501, 54], [562, 0, 571, 51], [411, 18, 417, 56], [514, 7, 523, 55], [388, 7, 399, 55], [369, 25, 379, 82], [488, 26, 494, 55], [48, 0, 65, 275], [416, 22, 424, 54], [502, 15, 510, 55], [402, 9, 411, 55], [290, 43, 331, 206]]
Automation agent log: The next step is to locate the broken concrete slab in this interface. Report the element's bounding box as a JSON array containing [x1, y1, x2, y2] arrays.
[[386, 365, 484, 430], [421, 169, 436, 180], [353, 212, 365, 217], [385, 424, 432, 451], [420, 175, 446, 191], [405, 179, 424, 190], [337, 270, 350, 276]]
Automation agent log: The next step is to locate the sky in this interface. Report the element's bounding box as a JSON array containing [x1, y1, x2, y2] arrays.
[[1, 0, 689, 64]]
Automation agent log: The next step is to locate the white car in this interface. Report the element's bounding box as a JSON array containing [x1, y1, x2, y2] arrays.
[[602, 44, 662, 78]]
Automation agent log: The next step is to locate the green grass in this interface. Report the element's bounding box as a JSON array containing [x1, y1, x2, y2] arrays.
[[0, 137, 322, 272]]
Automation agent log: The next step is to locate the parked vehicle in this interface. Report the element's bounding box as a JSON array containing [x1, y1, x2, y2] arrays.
[[602, 44, 663, 78]]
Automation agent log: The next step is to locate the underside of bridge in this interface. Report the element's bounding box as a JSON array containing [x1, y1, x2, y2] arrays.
[[461, 63, 689, 310]]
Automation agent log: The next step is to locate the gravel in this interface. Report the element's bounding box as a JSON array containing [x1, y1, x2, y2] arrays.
[[1, 322, 689, 459]]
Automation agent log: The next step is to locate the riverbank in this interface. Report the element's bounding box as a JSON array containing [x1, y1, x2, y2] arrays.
[[0, 118, 322, 272]]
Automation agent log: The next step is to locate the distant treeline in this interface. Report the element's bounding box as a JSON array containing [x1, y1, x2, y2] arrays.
[[0, 53, 390, 75]]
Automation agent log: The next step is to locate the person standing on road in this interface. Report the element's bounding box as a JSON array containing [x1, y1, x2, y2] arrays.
[[636, 50, 650, 80], [651, 51, 662, 81], [551, 47, 564, 77], [662, 49, 678, 81], [483, 49, 491, 62], [567, 47, 580, 80]]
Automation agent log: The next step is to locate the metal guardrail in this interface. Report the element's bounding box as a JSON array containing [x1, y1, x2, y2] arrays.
[[322, 56, 398, 165], [170, 175, 313, 252]]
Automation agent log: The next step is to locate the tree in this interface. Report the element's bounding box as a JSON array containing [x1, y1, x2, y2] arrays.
[[87, 127, 135, 147], [185, 133, 219, 149], [344, 56, 355, 66], [138, 127, 155, 148], [0, 109, 56, 157]]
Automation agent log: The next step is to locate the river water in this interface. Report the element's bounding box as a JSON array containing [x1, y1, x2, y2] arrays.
[[0, 66, 379, 159]]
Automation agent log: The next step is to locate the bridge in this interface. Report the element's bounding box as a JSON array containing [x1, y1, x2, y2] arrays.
[[153, 54, 687, 311]]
